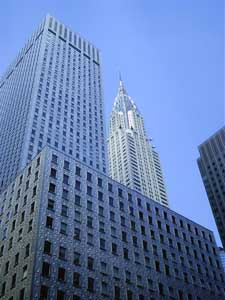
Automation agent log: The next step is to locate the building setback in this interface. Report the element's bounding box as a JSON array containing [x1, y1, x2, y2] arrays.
[[0, 15, 107, 194], [0, 146, 225, 300], [108, 79, 168, 206], [198, 126, 225, 248]]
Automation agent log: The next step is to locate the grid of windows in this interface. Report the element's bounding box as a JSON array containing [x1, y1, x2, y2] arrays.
[[1, 147, 224, 299]]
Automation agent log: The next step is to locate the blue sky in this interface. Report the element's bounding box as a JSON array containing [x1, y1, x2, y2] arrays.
[[0, 0, 224, 244]]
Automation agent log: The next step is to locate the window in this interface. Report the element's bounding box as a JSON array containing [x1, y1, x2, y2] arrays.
[[122, 231, 127, 242], [75, 180, 81, 190], [57, 290, 65, 300], [87, 201, 93, 210], [98, 191, 103, 201], [87, 257, 94, 270], [112, 243, 117, 255], [75, 195, 81, 206], [88, 277, 94, 292], [0, 245, 4, 257], [42, 262, 50, 277], [110, 211, 115, 222], [73, 252, 80, 265], [118, 188, 123, 197], [76, 166, 81, 176], [46, 216, 53, 229], [64, 160, 70, 170], [50, 168, 57, 178], [61, 205, 68, 217], [1, 282, 6, 297], [63, 174, 69, 185], [4, 261, 9, 274], [87, 233, 93, 245], [75, 210, 81, 223], [59, 246, 66, 260], [62, 189, 68, 199], [40, 285, 49, 300], [74, 228, 80, 240], [87, 172, 92, 182], [114, 286, 120, 299], [108, 183, 113, 192], [49, 183, 56, 193], [60, 222, 67, 234], [123, 248, 129, 259], [101, 281, 108, 295], [159, 283, 164, 296], [127, 290, 133, 300], [73, 272, 80, 287], [87, 216, 93, 228], [87, 186, 92, 196], [11, 273, 16, 289], [58, 267, 66, 282], [25, 244, 30, 258], [98, 178, 103, 187], [100, 238, 106, 250], [44, 241, 51, 255], [19, 288, 25, 300], [14, 253, 19, 266], [47, 199, 54, 210], [155, 261, 160, 272]]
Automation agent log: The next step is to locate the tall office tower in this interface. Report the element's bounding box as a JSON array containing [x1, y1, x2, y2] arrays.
[[218, 247, 225, 271], [0, 15, 107, 194], [0, 146, 225, 300], [198, 126, 225, 248], [108, 78, 169, 206]]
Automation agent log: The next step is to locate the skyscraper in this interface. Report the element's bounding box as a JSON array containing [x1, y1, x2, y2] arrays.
[[0, 14, 107, 193], [108, 78, 169, 206], [198, 126, 225, 248]]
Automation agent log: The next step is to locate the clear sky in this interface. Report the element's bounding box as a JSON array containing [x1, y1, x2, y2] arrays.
[[0, 1, 224, 244]]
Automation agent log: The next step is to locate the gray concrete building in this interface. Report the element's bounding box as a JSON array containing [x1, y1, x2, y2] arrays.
[[0, 15, 107, 194], [108, 78, 168, 206], [0, 146, 225, 300], [198, 126, 225, 248]]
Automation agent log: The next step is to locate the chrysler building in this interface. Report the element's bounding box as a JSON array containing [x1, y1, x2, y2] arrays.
[[108, 77, 169, 206]]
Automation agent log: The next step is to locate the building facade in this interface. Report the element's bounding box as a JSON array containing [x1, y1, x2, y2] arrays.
[[0, 15, 107, 193], [108, 79, 168, 206], [198, 126, 225, 248], [0, 146, 225, 300], [218, 247, 225, 272]]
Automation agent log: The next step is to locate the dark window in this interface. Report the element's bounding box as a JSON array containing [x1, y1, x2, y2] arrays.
[[42, 262, 50, 277], [44, 241, 51, 255], [73, 252, 80, 265], [88, 277, 94, 292], [73, 272, 80, 287], [75, 166, 81, 176], [57, 290, 65, 300], [114, 286, 120, 299], [127, 290, 133, 300], [46, 216, 53, 229], [59, 246, 66, 260], [19, 288, 25, 300], [40, 285, 49, 300], [49, 183, 56, 193], [112, 243, 117, 255], [11, 273, 16, 288], [47, 199, 54, 210], [87, 257, 94, 270], [58, 267, 66, 282]]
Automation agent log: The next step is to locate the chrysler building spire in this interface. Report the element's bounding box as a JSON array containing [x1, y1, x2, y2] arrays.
[[108, 78, 169, 206]]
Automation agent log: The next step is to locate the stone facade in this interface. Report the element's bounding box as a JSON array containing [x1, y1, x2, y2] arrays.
[[0, 146, 225, 300]]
